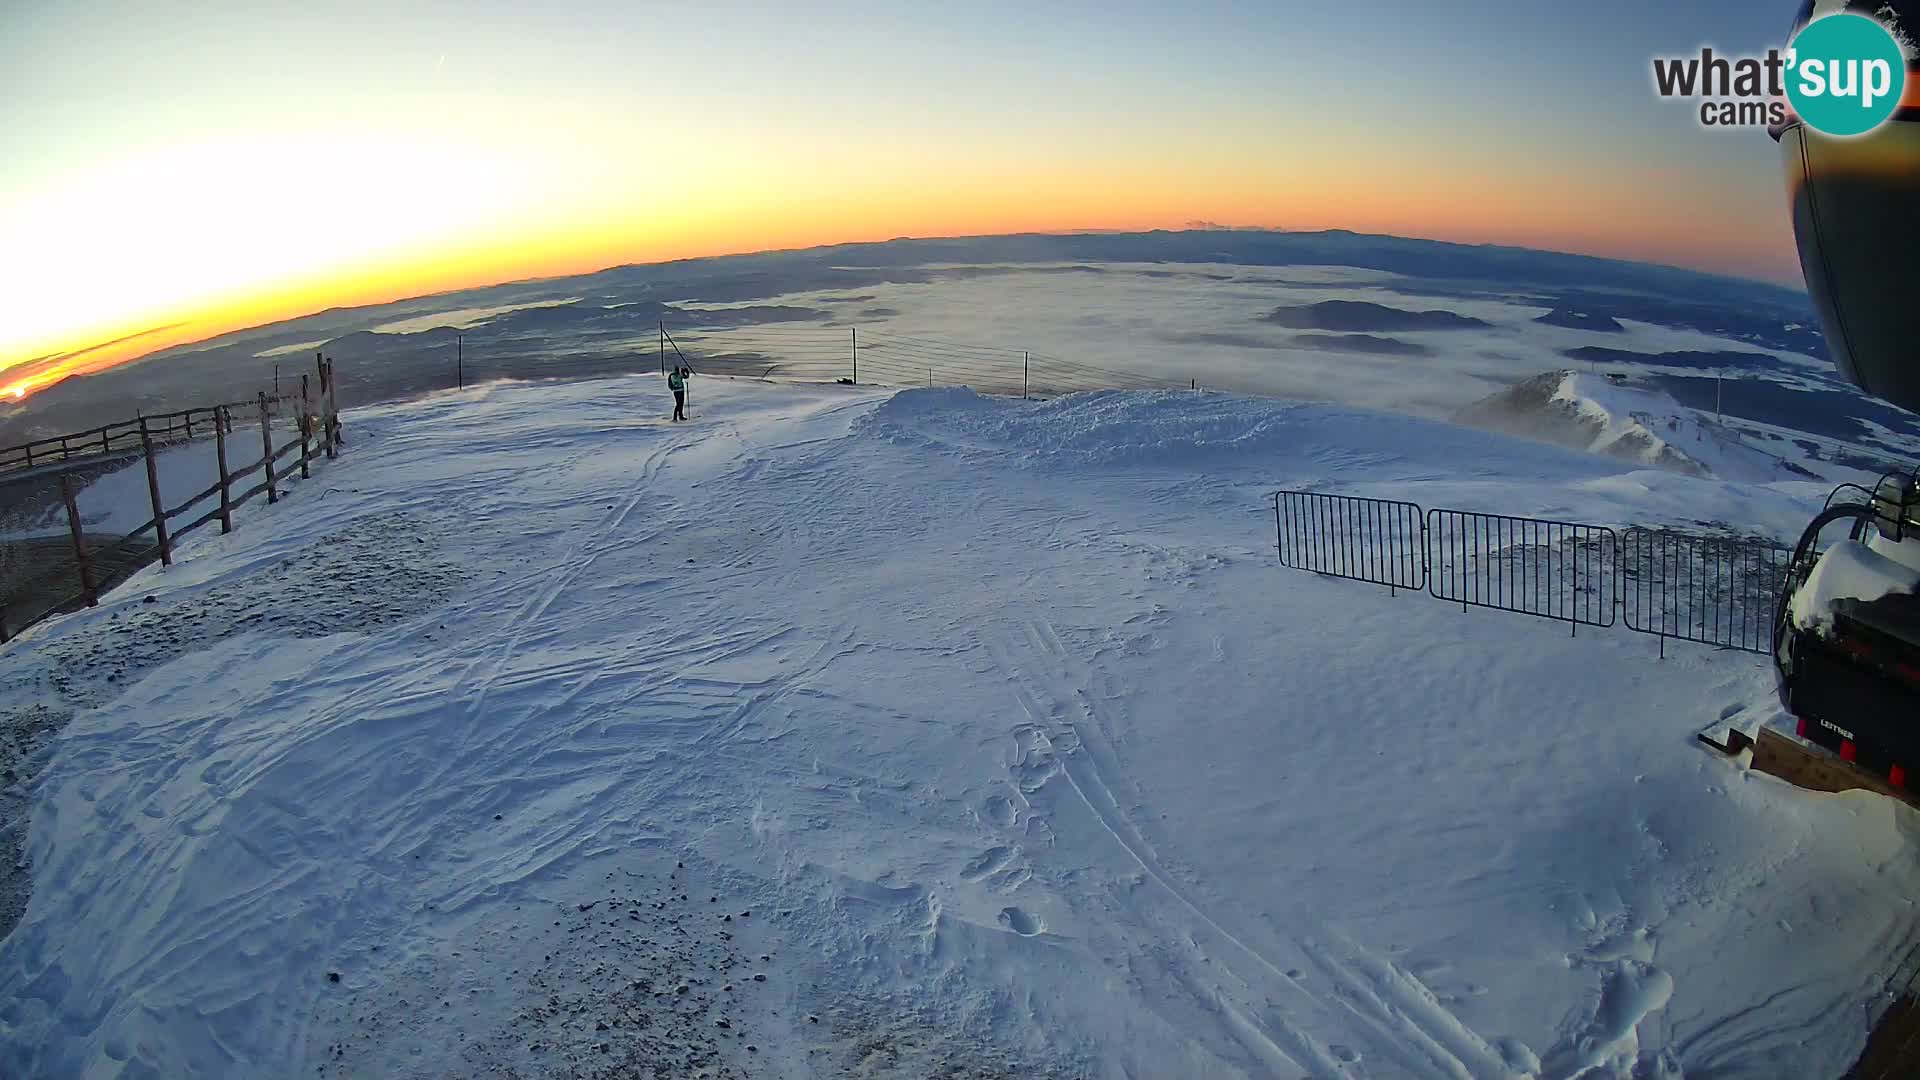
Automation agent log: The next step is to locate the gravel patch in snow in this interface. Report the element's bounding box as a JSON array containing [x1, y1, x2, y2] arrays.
[[31, 513, 464, 708]]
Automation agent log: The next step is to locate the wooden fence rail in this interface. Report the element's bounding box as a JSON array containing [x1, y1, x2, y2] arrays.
[[0, 355, 343, 644], [0, 397, 282, 477], [0, 344, 355, 477]]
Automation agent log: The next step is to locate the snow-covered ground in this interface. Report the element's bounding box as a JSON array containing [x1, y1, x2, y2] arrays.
[[1, 374, 1916, 1079]]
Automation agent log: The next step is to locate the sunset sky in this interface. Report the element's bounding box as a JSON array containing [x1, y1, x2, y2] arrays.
[[1, 0, 1805, 397]]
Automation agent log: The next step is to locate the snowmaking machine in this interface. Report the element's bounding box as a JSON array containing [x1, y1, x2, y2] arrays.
[[1768, 0, 1920, 786]]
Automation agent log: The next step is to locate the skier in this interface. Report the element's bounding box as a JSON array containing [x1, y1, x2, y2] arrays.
[[667, 365, 689, 422]]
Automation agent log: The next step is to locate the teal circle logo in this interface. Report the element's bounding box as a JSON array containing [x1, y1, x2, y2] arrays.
[[1787, 13, 1908, 136]]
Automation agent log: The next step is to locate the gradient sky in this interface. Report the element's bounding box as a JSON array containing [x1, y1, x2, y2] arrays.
[[0, 0, 1809, 397]]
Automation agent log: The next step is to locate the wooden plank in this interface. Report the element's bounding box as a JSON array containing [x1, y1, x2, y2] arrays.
[[59, 473, 96, 607], [139, 417, 172, 567], [214, 405, 232, 533], [258, 392, 276, 504], [231, 479, 270, 507], [172, 506, 223, 543], [299, 373, 312, 480], [167, 477, 225, 519], [316, 354, 334, 459], [1749, 727, 1920, 809], [324, 357, 343, 448], [0, 419, 117, 460]]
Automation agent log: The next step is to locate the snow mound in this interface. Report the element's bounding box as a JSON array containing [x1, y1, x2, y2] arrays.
[[1457, 371, 1817, 483], [860, 387, 1354, 469], [1790, 536, 1920, 631], [856, 384, 1497, 472], [857, 387, 1711, 496]]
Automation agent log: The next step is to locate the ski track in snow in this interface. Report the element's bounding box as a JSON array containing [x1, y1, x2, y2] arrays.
[[0, 375, 1916, 1080]]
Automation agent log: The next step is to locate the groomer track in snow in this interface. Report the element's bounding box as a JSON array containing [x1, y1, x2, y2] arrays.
[[1, 374, 1915, 1079]]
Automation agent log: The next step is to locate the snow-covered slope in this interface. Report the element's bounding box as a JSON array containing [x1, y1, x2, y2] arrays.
[[0, 376, 1912, 1080], [1458, 370, 1821, 483]]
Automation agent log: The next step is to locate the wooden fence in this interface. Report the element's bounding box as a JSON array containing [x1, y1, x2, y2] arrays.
[[0, 403, 244, 477], [0, 354, 344, 643]]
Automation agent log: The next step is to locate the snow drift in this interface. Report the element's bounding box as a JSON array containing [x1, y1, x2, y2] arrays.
[[0, 376, 1911, 1080]]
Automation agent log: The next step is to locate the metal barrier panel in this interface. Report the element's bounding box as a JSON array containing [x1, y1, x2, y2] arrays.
[[1618, 527, 1788, 654], [1426, 509, 1617, 627], [1272, 490, 1426, 591]]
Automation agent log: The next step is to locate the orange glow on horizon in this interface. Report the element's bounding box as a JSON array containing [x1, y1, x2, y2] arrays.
[[4, 3, 1819, 407], [0, 171, 1805, 405]]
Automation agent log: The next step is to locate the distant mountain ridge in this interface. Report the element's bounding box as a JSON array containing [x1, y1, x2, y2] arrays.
[[1262, 301, 1489, 332], [1534, 308, 1625, 332], [1, 228, 1821, 447], [1456, 370, 1820, 482]]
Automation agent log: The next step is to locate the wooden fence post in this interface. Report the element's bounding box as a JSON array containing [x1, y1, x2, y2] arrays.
[[60, 472, 97, 606], [258, 392, 277, 504], [314, 355, 333, 459], [214, 405, 233, 533], [327, 357, 343, 449], [326, 360, 336, 452], [140, 416, 172, 567], [298, 374, 313, 479]]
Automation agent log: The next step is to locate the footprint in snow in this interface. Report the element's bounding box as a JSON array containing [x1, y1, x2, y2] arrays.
[[980, 793, 1017, 828], [998, 906, 1043, 937], [961, 846, 1015, 882]]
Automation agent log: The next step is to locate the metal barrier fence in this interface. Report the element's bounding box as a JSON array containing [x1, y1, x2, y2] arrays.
[[1427, 509, 1618, 631], [1272, 490, 1426, 593], [1619, 527, 1791, 657], [1268, 489, 1786, 655]]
